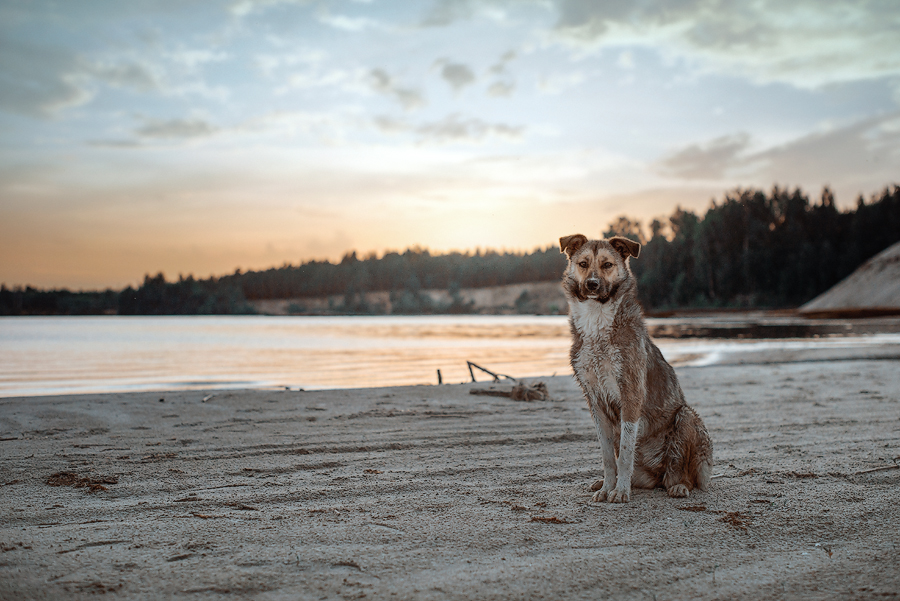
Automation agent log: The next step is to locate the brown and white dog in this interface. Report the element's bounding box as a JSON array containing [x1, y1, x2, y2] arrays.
[[560, 234, 712, 503]]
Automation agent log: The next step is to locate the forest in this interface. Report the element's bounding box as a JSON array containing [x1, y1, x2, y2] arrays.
[[2, 185, 898, 315]]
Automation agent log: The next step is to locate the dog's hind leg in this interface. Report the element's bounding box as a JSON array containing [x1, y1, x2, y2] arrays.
[[663, 406, 713, 497]]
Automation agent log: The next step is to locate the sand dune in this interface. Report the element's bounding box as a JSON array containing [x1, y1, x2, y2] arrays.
[[801, 241, 900, 317]]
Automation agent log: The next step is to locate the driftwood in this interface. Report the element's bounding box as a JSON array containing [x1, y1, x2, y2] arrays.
[[467, 361, 516, 383], [470, 382, 549, 402], [854, 464, 900, 475]]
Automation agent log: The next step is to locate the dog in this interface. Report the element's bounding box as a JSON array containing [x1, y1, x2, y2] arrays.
[[560, 234, 712, 503]]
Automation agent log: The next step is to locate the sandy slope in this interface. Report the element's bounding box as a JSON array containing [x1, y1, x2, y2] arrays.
[[1, 344, 899, 600], [801, 241, 900, 315]]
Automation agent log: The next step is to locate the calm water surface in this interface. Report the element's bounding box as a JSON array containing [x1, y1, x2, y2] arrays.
[[2, 315, 897, 397], [1, 316, 575, 397]]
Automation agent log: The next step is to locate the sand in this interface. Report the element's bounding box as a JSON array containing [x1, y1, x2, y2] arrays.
[[1, 341, 899, 600], [801, 241, 900, 316]]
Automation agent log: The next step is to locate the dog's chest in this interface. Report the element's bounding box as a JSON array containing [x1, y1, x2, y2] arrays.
[[570, 300, 623, 399]]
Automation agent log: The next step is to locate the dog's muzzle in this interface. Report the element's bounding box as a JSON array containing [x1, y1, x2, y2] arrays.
[[585, 278, 601, 292]]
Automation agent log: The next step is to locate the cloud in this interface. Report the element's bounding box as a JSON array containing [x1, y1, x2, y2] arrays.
[[256, 49, 327, 77], [0, 39, 92, 118], [487, 81, 515, 97], [659, 133, 751, 179], [419, 0, 519, 27], [134, 117, 220, 139], [486, 51, 515, 97], [374, 113, 524, 144], [537, 70, 587, 95], [229, 0, 311, 18], [288, 67, 360, 91], [420, 0, 483, 26], [0, 38, 167, 118], [751, 114, 900, 190], [87, 139, 144, 148], [318, 13, 383, 32], [616, 50, 634, 70], [166, 49, 230, 70], [372, 115, 408, 135], [489, 50, 516, 75], [88, 61, 160, 92], [439, 62, 476, 91], [551, 0, 900, 90], [657, 114, 900, 196], [243, 109, 359, 144], [366, 68, 426, 110]]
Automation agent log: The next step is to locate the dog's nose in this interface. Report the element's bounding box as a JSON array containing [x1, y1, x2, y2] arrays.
[[586, 279, 600, 291]]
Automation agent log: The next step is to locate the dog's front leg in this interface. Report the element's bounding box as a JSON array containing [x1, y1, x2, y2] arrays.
[[608, 370, 646, 503], [589, 408, 618, 502], [607, 420, 639, 503]]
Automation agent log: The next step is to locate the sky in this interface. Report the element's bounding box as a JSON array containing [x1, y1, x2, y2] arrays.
[[1, 0, 899, 290]]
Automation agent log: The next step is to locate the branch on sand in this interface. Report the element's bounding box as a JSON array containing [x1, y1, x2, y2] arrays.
[[467, 361, 516, 383], [470, 382, 550, 402]]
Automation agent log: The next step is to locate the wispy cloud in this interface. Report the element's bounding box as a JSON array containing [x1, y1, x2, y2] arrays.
[[537, 70, 587, 95], [165, 49, 230, 70], [134, 117, 220, 140], [487, 81, 515, 97], [374, 113, 524, 144], [318, 13, 384, 32], [438, 61, 476, 91], [0, 37, 172, 119], [551, 0, 900, 89], [658, 114, 900, 193], [229, 0, 312, 18], [87, 61, 161, 93], [659, 133, 751, 180], [0, 39, 91, 118], [419, 0, 521, 27], [367, 68, 426, 110]]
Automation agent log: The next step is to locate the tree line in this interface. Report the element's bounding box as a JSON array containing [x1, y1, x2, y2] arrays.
[[2, 184, 898, 315], [610, 185, 900, 309]]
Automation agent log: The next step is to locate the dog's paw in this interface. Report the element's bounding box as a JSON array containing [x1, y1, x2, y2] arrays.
[[667, 484, 690, 498], [591, 480, 614, 502], [607, 488, 630, 503]]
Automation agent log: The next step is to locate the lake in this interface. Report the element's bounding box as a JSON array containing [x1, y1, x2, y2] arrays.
[[2, 315, 898, 397]]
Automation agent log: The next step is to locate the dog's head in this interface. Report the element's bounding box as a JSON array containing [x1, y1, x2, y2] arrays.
[[559, 234, 641, 303]]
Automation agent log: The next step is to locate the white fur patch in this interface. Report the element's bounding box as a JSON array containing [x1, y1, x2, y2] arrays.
[[616, 420, 640, 488], [570, 293, 625, 419], [569, 296, 621, 340]]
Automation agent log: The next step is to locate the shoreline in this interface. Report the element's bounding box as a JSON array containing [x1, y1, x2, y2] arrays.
[[2, 339, 900, 599], [3, 314, 900, 400]]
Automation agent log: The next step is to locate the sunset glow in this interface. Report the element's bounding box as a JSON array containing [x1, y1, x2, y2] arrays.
[[2, 1, 898, 289]]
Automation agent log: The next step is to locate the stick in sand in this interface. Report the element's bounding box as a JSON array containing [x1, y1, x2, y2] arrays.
[[467, 361, 517, 383]]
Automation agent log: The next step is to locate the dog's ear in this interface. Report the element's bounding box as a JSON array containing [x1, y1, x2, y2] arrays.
[[559, 234, 588, 258], [609, 236, 641, 259]]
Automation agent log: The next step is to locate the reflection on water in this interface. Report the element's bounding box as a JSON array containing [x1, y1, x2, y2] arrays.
[[2, 315, 898, 398], [0, 316, 575, 397]]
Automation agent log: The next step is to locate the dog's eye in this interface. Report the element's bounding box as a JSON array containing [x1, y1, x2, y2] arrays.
[[602, 262, 613, 269], [578, 261, 588, 268]]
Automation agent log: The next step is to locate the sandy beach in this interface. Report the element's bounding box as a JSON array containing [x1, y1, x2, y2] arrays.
[[1, 340, 899, 600]]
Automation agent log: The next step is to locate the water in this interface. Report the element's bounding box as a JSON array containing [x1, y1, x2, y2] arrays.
[[2, 315, 898, 398], [0, 315, 574, 397]]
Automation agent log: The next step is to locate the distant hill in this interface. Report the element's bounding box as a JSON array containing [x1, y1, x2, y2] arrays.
[[250, 281, 567, 316]]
